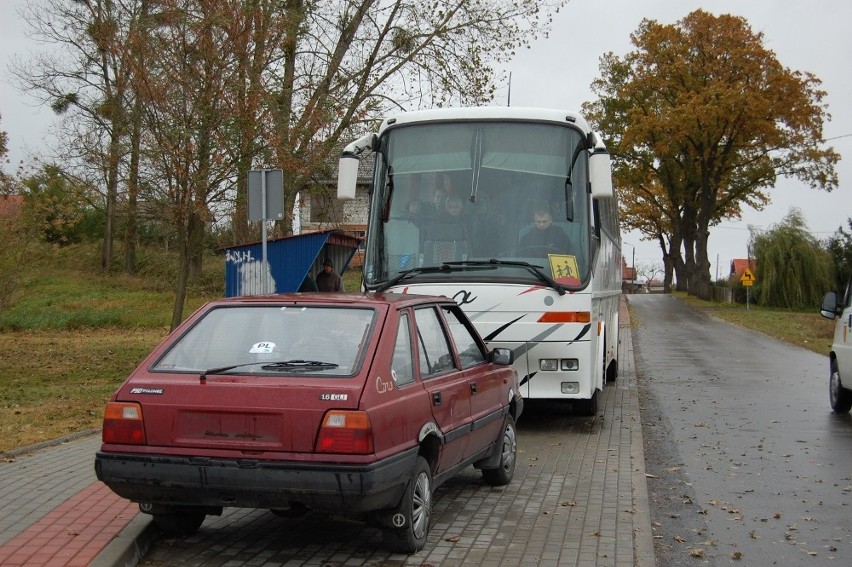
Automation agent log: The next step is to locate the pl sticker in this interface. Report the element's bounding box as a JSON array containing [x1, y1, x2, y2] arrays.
[[250, 342, 276, 354]]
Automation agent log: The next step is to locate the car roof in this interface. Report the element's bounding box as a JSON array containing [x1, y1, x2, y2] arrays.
[[203, 292, 454, 310]]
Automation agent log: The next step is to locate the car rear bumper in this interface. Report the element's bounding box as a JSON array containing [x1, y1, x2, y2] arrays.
[[95, 447, 419, 514]]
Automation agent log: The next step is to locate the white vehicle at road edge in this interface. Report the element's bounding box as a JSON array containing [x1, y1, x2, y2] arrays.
[[820, 274, 852, 413]]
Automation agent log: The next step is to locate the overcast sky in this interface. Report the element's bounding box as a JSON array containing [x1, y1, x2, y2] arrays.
[[2, 0, 850, 278]]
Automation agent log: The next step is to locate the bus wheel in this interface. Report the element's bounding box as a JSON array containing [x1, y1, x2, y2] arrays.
[[606, 359, 618, 382], [576, 390, 598, 416]]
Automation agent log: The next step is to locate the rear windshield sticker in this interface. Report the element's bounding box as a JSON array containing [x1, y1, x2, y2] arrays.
[[250, 342, 276, 354]]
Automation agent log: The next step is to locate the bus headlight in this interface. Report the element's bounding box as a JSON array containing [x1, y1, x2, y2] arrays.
[[540, 359, 580, 371], [561, 382, 580, 394]]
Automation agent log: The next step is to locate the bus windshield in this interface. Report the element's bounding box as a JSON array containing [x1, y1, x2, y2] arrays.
[[363, 121, 591, 289]]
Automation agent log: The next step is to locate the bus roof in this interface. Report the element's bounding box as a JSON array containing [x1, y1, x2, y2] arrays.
[[379, 106, 594, 135]]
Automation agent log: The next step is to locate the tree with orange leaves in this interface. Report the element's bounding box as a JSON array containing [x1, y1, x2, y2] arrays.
[[584, 9, 839, 299]]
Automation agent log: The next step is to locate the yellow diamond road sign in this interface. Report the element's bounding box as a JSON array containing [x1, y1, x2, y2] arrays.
[[740, 268, 755, 286]]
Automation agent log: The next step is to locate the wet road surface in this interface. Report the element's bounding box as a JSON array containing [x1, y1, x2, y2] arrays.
[[630, 294, 852, 566]]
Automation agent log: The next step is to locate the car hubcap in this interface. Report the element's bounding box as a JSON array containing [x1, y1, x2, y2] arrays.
[[411, 472, 431, 538], [501, 424, 517, 473]]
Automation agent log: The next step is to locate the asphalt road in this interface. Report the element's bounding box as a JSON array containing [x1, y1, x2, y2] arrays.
[[630, 294, 852, 566]]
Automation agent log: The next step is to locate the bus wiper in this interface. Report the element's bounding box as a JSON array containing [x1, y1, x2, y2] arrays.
[[445, 260, 567, 296], [373, 263, 497, 292], [373, 265, 453, 292]]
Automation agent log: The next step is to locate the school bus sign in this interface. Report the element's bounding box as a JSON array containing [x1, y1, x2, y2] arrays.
[[740, 268, 756, 287]]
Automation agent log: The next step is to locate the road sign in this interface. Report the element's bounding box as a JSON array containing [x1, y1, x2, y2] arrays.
[[248, 169, 284, 221], [740, 268, 755, 287]]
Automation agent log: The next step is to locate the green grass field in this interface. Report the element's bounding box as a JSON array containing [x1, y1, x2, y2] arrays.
[[0, 242, 833, 452]]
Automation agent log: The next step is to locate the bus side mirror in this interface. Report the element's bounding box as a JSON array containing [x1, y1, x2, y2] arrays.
[[820, 291, 839, 319], [337, 133, 377, 200], [589, 149, 614, 199], [337, 155, 359, 200]]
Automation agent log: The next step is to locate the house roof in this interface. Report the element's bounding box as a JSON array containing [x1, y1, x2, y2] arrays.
[[730, 259, 756, 277], [621, 257, 636, 280]]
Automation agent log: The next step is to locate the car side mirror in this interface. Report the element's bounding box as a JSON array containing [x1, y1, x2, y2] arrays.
[[820, 291, 839, 319], [491, 347, 514, 365]]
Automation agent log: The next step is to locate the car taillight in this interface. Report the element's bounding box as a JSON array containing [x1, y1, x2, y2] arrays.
[[102, 402, 146, 445], [316, 410, 373, 454]]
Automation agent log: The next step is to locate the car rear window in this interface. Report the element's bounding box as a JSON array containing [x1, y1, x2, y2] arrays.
[[152, 305, 376, 376]]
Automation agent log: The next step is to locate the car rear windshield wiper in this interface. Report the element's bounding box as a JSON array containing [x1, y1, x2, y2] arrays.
[[373, 263, 496, 292], [261, 360, 338, 371], [199, 360, 338, 381], [444, 259, 567, 296]]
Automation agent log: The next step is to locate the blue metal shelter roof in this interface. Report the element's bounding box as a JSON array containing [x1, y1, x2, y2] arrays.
[[223, 230, 362, 297]]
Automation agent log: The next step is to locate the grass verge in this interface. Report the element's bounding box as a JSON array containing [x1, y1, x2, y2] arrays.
[[673, 291, 835, 355]]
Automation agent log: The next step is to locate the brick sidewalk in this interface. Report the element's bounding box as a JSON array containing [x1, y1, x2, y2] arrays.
[[0, 434, 142, 567], [0, 483, 137, 566]]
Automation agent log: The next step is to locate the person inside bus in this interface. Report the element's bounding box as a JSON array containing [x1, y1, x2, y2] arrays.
[[518, 205, 571, 255]]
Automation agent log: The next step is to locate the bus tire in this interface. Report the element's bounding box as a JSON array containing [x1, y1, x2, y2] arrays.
[[606, 359, 618, 382], [576, 390, 598, 416]]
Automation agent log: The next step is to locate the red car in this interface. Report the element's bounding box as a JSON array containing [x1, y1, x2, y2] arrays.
[[95, 292, 522, 552]]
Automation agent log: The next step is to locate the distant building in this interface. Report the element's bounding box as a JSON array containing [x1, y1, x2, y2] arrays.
[[622, 257, 641, 293], [298, 152, 374, 240], [729, 258, 756, 280]]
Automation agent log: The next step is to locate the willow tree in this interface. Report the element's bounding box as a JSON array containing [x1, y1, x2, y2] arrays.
[[584, 10, 839, 299], [750, 208, 832, 309]]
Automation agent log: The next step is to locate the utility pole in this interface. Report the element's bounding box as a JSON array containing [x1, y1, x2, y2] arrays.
[[631, 247, 635, 293]]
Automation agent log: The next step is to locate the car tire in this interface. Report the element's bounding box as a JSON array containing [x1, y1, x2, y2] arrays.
[[830, 360, 852, 414], [482, 414, 517, 486], [151, 509, 206, 536], [383, 456, 432, 553]]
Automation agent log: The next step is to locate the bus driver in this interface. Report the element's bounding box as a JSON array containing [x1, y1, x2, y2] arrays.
[[518, 206, 571, 254]]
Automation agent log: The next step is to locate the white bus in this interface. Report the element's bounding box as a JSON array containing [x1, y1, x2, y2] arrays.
[[337, 107, 621, 414]]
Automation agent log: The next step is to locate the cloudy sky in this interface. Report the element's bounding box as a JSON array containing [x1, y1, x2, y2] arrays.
[[2, 0, 850, 278]]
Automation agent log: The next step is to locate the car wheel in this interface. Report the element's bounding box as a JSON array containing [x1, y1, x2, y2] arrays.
[[151, 509, 206, 536], [482, 414, 517, 486], [829, 360, 852, 414], [383, 456, 432, 553]]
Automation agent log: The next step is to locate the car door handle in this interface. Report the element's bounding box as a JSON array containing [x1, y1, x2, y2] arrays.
[[470, 382, 478, 394], [432, 392, 442, 406]]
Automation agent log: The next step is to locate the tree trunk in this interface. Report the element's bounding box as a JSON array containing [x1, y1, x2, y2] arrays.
[[669, 235, 687, 292], [124, 94, 142, 275], [171, 223, 190, 331], [102, 126, 120, 272], [188, 209, 205, 282], [693, 228, 714, 300]]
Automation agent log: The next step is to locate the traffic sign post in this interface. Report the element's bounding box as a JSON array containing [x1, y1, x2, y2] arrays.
[[248, 169, 284, 294], [740, 268, 756, 310]]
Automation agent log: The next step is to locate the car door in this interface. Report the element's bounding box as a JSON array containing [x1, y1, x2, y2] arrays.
[[835, 277, 852, 378], [414, 306, 471, 473], [440, 304, 506, 459]]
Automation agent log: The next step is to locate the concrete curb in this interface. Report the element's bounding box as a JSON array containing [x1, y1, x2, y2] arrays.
[[90, 513, 159, 567]]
